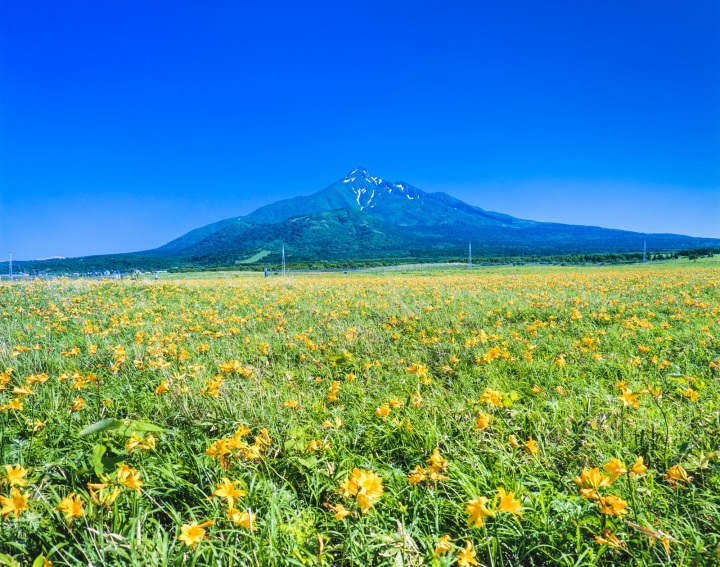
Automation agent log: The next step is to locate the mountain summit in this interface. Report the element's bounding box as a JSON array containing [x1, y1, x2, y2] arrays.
[[149, 169, 720, 263], [240, 167, 425, 224], [339, 167, 424, 210], [241, 168, 519, 231]]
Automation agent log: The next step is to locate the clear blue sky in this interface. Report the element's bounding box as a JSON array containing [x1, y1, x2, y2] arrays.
[[1, 0, 718, 260]]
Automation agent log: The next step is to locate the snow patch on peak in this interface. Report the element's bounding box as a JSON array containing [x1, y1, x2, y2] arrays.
[[345, 167, 369, 179], [341, 169, 425, 209], [351, 186, 368, 210], [344, 167, 384, 186]]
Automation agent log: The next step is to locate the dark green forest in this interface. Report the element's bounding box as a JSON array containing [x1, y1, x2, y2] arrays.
[[2, 248, 716, 276]]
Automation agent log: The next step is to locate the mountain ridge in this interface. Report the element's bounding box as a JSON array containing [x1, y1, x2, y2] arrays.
[[147, 168, 720, 262]]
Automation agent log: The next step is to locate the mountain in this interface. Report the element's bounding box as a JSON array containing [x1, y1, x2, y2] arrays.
[[155, 168, 526, 255], [147, 168, 720, 263]]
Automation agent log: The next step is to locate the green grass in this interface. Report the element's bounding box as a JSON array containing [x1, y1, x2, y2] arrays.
[[236, 250, 272, 264], [0, 264, 718, 566]]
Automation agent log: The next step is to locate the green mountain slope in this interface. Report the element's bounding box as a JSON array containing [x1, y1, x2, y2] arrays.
[[172, 208, 415, 262]]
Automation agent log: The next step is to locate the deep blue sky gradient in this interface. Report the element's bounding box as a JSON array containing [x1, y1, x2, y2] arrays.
[[1, 0, 718, 260]]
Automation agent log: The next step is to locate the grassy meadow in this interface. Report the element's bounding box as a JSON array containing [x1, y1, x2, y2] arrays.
[[0, 263, 719, 566]]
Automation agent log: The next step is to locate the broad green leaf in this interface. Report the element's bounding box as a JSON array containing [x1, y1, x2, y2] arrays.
[[78, 418, 123, 437], [91, 444, 107, 475], [297, 456, 318, 469], [288, 426, 305, 437], [284, 439, 304, 451], [126, 420, 165, 433], [101, 454, 126, 471]]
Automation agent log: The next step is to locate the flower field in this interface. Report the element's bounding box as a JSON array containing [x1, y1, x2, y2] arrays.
[[0, 266, 719, 566]]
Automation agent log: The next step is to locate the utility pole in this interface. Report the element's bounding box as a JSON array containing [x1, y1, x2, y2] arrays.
[[468, 241, 472, 269], [643, 239, 647, 263], [281, 245, 286, 276], [8, 252, 12, 282]]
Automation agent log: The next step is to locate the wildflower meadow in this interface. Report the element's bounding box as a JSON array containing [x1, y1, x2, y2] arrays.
[[0, 265, 718, 566]]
